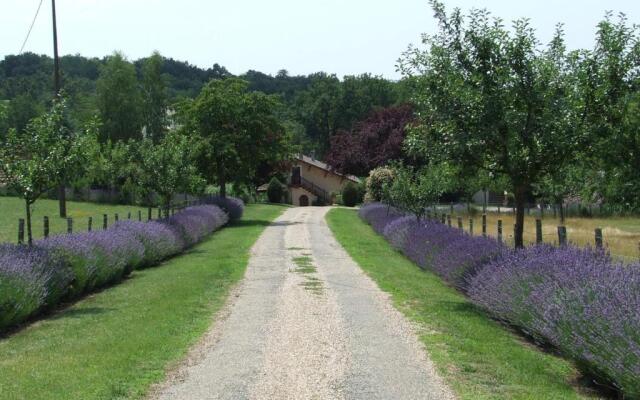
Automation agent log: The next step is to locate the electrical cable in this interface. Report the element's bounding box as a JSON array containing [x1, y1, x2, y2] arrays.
[[19, 0, 45, 54]]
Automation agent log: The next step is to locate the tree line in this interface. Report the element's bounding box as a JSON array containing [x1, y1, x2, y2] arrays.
[[366, 1, 640, 248]]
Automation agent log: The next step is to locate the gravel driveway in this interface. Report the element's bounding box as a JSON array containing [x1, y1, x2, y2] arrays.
[[152, 207, 454, 400]]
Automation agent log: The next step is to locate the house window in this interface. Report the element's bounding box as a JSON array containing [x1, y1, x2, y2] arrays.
[[291, 166, 301, 185]]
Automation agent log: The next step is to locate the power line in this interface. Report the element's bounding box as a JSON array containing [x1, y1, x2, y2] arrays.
[[19, 0, 45, 54]]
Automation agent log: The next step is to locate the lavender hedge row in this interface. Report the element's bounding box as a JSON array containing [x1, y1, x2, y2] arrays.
[[0, 205, 229, 331], [359, 202, 640, 398]]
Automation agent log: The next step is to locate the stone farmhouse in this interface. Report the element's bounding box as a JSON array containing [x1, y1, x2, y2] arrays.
[[286, 155, 360, 206]]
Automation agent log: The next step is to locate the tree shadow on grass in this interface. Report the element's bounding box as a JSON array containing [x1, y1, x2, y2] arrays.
[[49, 307, 111, 321], [230, 219, 300, 228]]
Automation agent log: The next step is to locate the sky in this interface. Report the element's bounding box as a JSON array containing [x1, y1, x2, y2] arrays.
[[1, 0, 638, 79]]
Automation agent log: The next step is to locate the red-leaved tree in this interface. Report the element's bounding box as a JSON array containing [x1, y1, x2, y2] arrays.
[[325, 104, 414, 176]]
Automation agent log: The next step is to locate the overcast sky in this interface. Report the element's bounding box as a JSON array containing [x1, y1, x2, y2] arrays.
[[1, 0, 638, 79]]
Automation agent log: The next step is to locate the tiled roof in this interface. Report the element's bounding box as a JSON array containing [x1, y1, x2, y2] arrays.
[[296, 155, 360, 183]]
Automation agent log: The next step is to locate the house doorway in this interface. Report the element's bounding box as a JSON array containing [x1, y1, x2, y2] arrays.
[[299, 195, 309, 207]]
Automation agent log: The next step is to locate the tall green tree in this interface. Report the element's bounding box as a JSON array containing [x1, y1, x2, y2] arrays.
[[187, 78, 291, 197], [399, 1, 585, 247], [0, 100, 97, 244], [582, 14, 640, 207], [96, 52, 142, 142], [133, 130, 203, 214], [140, 51, 168, 142]]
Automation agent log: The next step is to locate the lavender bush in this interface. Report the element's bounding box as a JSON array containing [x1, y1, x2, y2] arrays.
[[204, 195, 245, 222], [0, 244, 72, 328], [468, 245, 640, 397], [359, 202, 640, 397], [360, 203, 504, 289], [0, 204, 230, 331]]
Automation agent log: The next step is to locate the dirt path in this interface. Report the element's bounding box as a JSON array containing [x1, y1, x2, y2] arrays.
[[152, 207, 454, 400]]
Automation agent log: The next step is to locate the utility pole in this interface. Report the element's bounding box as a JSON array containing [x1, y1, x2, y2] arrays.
[[52, 0, 67, 218]]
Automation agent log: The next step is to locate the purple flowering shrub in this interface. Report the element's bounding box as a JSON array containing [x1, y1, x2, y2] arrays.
[[204, 196, 244, 222], [164, 205, 228, 248], [360, 203, 504, 289], [468, 245, 640, 397], [359, 202, 640, 397], [111, 220, 182, 267], [0, 204, 230, 331], [0, 244, 72, 328]]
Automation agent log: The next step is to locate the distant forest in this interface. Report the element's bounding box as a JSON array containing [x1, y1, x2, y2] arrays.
[[0, 52, 410, 159]]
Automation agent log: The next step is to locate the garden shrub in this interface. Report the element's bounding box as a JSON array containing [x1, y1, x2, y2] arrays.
[[365, 166, 394, 202], [359, 202, 640, 398], [204, 195, 245, 222], [342, 182, 363, 207], [0, 204, 231, 332], [267, 177, 284, 203]]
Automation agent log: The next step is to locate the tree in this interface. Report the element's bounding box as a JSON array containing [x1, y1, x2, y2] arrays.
[[140, 51, 168, 142], [0, 100, 96, 245], [325, 104, 414, 176], [399, 2, 585, 247], [133, 130, 203, 214], [581, 14, 640, 208], [96, 52, 143, 142], [267, 177, 285, 203], [387, 163, 455, 220], [187, 78, 291, 197]]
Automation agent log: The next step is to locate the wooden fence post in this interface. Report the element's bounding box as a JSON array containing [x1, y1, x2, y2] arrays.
[[536, 219, 543, 243], [447, 214, 452, 227], [103, 214, 108, 230], [482, 214, 487, 237], [469, 218, 474, 235], [558, 226, 567, 246], [440, 214, 446, 224], [67, 218, 73, 234], [457, 216, 463, 229], [18, 219, 25, 244], [88, 217, 92, 232], [44, 216, 49, 238], [138, 210, 142, 221], [157, 208, 161, 219], [497, 220, 503, 243], [148, 207, 152, 221], [594, 228, 603, 248], [127, 212, 131, 220], [114, 213, 119, 222]]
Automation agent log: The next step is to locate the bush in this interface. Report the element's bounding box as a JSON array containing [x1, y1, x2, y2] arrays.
[[359, 202, 640, 398], [203, 195, 244, 222], [365, 167, 395, 202], [267, 177, 284, 203], [0, 204, 230, 332], [342, 181, 363, 207]]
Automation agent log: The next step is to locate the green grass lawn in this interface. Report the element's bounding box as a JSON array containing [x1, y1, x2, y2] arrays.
[[326, 208, 601, 400], [0, 196, 151, 244], [0, 203, 286, 400]]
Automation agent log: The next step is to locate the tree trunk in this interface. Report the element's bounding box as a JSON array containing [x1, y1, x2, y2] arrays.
[[58, 184, 66, 218], [25, 200, 33, 246], [514, 185, 527, 249], [219, 176, 226, 198], [559, 202, 565, 225]]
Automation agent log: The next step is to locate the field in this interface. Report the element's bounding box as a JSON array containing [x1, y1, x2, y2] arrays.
[[0, 203, 287, 400], [446, 209, 640, 260], [0, 196, 149, 244], [327, 208, 601, 400]]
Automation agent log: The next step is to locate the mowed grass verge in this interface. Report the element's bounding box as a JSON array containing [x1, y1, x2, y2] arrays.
[[326, 208, 599, 400], [0, 204, 287, 400], [0, 196, 149, 244]]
